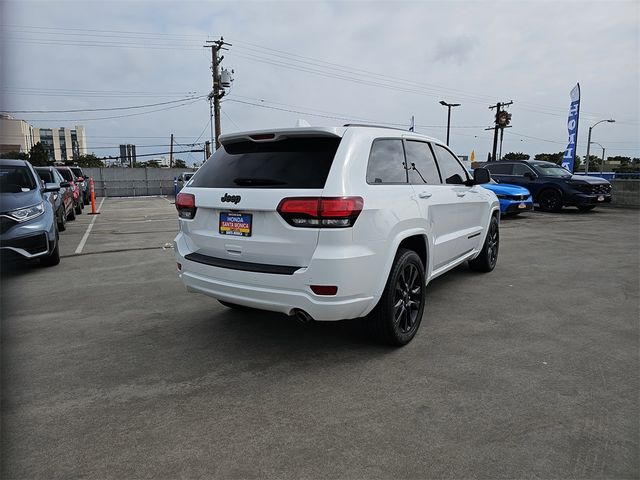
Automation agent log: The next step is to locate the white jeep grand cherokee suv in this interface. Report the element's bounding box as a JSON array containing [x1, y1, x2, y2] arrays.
[[174, 125, 499, 345]]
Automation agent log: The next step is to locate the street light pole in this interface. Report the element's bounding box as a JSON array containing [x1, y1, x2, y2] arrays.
[[584, 119, 615, 174], [591, 141, 606, 175], [439, 101, 461, 146]]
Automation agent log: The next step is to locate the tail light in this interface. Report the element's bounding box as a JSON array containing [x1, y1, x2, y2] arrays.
[[277, 197, 363, 228], [176, 193, 196, 219]]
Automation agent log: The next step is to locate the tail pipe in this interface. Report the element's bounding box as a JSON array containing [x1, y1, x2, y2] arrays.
[[292, 309, 313, 323]]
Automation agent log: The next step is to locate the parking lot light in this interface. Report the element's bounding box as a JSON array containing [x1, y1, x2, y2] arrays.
[[585, 119, 615, 174]]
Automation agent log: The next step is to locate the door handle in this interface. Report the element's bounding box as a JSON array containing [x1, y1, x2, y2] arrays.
[[418, 192, 432, 199], [456, 192, 467, 197]]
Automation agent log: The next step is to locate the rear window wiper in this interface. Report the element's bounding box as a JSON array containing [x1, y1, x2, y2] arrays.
[[233, 177, 286, 186]]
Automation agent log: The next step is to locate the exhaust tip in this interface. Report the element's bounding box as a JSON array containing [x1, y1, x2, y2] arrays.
[[292, 309, 313, 323]]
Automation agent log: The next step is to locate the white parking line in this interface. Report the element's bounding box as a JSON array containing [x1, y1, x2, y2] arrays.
[[75, 198, 106, 255]]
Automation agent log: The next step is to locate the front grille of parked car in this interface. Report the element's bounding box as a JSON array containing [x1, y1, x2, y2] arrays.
[[591, 184, 611, 194], [0, 216, 17, 234], [574, 183, 611, 194], [506, 194, 529, 201], [1, 233, 48, 255]]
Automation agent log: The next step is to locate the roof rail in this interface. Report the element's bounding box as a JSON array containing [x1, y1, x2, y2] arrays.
[[343, 123, 410, 132]]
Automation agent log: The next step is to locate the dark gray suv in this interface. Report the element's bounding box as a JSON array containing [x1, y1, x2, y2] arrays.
[[479, 160, 612, 212], [1, 159, 61, 266]]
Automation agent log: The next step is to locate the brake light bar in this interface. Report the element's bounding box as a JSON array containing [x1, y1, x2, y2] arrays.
[[277, 197, 363, 228], [250, 133, 276, 141], [175, 193, 197, 219]]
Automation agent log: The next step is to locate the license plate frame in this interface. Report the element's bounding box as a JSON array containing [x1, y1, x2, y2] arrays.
[[219, 212, 252, 237], [597, 195, 605, 202]]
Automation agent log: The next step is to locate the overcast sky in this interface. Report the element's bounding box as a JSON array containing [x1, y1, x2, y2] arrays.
[[1, 0, 638, 164]]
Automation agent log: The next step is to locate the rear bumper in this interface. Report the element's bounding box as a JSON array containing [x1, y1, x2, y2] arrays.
[[174, 232, 379, 321]]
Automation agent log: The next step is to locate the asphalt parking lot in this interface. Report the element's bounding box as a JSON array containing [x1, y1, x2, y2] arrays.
[[1, 197, 638, 479]]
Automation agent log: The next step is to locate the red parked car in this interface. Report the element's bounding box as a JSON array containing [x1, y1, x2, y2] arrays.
[[55, 166, 83, 215]]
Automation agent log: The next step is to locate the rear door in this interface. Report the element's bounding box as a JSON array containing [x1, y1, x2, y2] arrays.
[[182, 135, 341, 268]]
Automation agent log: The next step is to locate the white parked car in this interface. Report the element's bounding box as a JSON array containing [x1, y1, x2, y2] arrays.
[[174, 125, 500, 345]]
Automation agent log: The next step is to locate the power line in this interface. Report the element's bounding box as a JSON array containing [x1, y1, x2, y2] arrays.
[[22, 98, 204, 122], [4, 95, 205, 113]]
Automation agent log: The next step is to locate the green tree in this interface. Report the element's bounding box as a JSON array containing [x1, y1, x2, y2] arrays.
[[503, 152, 530, 161], [583, 154, 602, 170], [145, 160, 161, 168], [75, 153, 104, 168], [0, 151, 29, 160], [29, 142, 49, 166], [534, 152, 565, 165], [173, 158, 187, 169], [607, 156, 632, 166]]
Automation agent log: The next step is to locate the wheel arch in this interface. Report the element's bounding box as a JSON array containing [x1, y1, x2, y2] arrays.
[[372, 230, 430, 300]]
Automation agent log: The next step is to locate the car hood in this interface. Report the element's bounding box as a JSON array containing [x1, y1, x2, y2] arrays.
[[0, 189, 43, 214], [567, 174, 610, 185], [481, 183, 531, 196]]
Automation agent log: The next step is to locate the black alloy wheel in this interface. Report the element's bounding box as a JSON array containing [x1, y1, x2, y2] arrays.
[[368, 248, 426, 346], [538, 189, 563, 212], [469, 216, 499, 272], [394, 262, 422, 334]]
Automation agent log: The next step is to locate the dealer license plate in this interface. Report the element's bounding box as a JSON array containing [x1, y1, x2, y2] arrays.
[[219, 212, 252, 237], [518, 203, 527, 209], [597, 195, 605, 202]]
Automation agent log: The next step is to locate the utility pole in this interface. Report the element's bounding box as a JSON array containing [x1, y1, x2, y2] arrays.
[[169, 133, 174, 168], [205, 141, 211, 160], [488, 101, 513, 161], [204, 37, 232, 150]]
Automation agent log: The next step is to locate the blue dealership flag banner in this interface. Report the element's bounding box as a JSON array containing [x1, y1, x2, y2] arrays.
[[562, 83, 581, 172]]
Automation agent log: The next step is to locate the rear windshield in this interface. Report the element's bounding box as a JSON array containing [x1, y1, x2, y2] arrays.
[[0, 166, 37, 191], [189, 137, 341, 189], [56, 168, 73, 181]]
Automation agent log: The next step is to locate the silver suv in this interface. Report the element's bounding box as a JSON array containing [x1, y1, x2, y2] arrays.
[[174, 125, 499, 345]]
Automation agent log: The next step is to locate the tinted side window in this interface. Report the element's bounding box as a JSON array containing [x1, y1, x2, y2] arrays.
[[57, 169, 73, 181], [190, 137, 341, 189], [366, 139, 407, 184], [404, 141, 441, 184], [432, 144, 468, 184], [512, 163, 534, 176], [37, 170, 53, 183], [485, 163, 513, 175]]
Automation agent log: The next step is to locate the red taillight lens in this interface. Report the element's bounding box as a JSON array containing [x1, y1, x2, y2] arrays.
[[176, 193, 196, 219], [310, 285, 338, 296], [250, 133, 276, 141], [277, 197, 363, 228]]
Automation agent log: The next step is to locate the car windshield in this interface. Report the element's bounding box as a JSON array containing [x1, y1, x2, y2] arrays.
[[70, 167, 83, 178], [532, 163, 572, 177], [0, 165, 37, 192]]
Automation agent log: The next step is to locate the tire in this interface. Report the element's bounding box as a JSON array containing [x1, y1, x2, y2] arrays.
[[57, 207, 66, 232], [367, 248, 426, 346], [578, 205, 596, 211], [469, 215, 499, 273], [537, 189, 563, 212], [67, 206, 76, 221], [40, 239, 60, 267]]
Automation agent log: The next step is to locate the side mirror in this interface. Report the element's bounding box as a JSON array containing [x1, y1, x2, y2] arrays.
[[523, 171, 536, 180], [60, 181, 71, 188], [473, 168, 491, 184], [44, 183, 61, 193]]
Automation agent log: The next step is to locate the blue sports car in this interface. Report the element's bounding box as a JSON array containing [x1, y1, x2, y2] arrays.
[[481, 180, 533, 215]]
